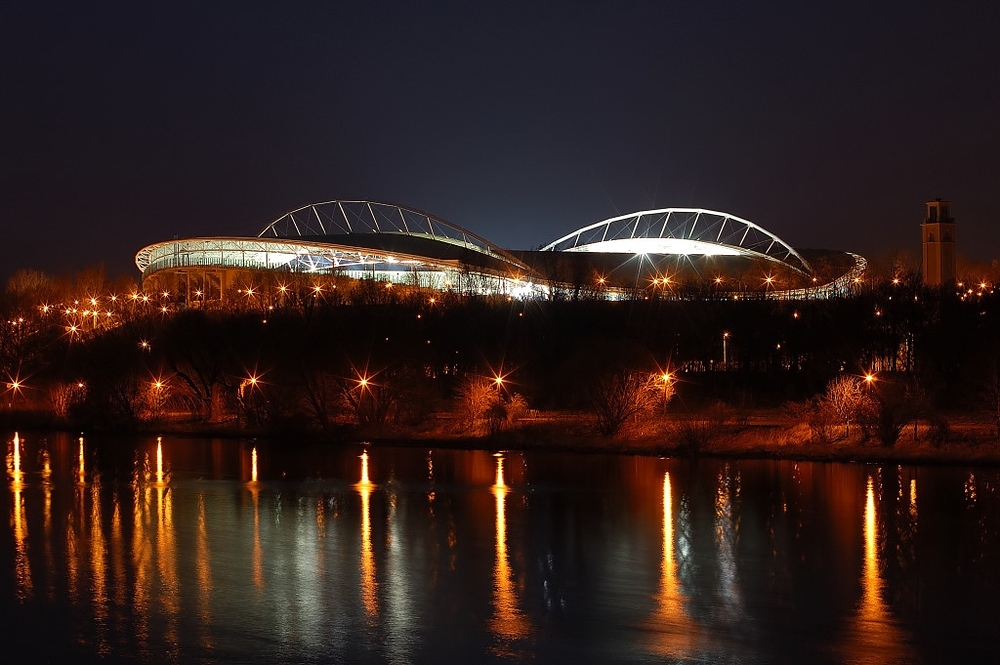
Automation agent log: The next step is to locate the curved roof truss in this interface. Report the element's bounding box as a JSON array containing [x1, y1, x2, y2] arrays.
[[258, 200, 528, 272], [541, 208, 812, 276]]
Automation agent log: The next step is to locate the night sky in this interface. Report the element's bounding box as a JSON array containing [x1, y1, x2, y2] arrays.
[[3, 1, 999, 279]]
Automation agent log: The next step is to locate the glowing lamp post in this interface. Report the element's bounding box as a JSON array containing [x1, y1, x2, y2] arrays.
[[152, 379, 165, 418], [5, 374, 24, 410], [661, 372, 672, 414]]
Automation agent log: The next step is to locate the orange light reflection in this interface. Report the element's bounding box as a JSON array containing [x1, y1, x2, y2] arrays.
[[357, 451, 378, 618], [839, 475, 912, 662], [11, 434, 32, 600], [490, 455, 528, 654], [251, 484, 263, 590], [155, 437, 164, 484], [156, 463, 179, 657], [78, 436, 86, 485], [647, 471, 697, 655], [11, 431, 22, 482]]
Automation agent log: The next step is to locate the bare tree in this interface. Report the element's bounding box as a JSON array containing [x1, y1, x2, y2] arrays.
[[506, 393, 529, 423], [162, 312, 231, 422], [589, 369, 661, 436], [6, 269, 54, 307], [49, 381, 87, 419], [338, 366, 415, 426], [298, 365, 340, 430], [823, 375, 867, 438], [227, 377, 258, 427], [858, 377, 921, 448], [454, 376, 531, 434], [456, 375, 496, 425]]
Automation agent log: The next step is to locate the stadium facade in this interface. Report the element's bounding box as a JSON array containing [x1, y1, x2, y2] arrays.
[[136, 200, 866, 302]]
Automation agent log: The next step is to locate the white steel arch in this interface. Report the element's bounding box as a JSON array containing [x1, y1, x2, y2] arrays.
[[541, 208, 812, 276], [257, 200, 528, 272]]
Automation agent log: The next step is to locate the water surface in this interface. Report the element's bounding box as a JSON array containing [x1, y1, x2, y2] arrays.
[[3, 431, 998, 663]]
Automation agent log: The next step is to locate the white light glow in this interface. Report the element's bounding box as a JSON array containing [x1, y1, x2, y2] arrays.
[[565, 237, 744, 256]]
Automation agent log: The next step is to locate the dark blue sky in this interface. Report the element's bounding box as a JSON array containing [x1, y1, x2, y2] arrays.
[[3, 1, 999, 278]]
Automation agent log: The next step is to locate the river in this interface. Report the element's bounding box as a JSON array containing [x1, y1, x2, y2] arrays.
[[2, 431, 998, 663]]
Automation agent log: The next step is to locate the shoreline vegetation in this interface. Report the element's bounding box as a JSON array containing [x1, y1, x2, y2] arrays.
[[3, 267, 1000, 467], [4, 406, 999, 467]]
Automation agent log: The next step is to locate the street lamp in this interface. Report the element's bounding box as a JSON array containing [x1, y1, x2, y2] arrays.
[[152, 378, 166, 418], [661, 372, 672, 414], [6, 375, 24, 410]]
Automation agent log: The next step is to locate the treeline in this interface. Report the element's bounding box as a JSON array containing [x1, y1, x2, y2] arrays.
[[1, 268, 999, 439]]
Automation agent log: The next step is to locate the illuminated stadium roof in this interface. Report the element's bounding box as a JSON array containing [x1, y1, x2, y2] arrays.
[[541, 208, 812, 276], [136, 199, 865, 300], [136, 200, 529, 276]]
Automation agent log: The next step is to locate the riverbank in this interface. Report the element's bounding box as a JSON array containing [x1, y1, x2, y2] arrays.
[[390, 410, 1000, 466], [4, 407, 1000, 466]]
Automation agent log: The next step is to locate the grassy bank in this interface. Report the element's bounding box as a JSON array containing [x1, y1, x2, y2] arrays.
[[4, 407, 999, 466]]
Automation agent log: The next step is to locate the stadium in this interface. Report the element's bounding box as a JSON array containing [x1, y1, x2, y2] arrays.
[[135, 200, 866, 302]]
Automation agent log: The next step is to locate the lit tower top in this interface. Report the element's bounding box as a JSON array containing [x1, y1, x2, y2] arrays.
[[921, 199, 956, 287]]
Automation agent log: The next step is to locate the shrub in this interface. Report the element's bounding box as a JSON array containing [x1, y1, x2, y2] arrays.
[[589, 369, 660, 436]]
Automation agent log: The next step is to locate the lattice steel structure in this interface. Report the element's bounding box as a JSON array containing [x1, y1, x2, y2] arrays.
[[256, 200, 527, 272], [137, 200, 529, 277], [541, 208, 812, 276]]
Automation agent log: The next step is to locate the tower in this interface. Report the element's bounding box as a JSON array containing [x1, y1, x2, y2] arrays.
[[921, 199, 956, 286]]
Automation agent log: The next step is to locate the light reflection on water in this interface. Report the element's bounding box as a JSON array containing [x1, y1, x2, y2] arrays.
[[3, 431, 1000, 663], [490, 454, 529, 656], [837, 474, 915, 663], [11, 454, 31, 601], [646, 471, 698, 657], [357, 450, 378, 619]]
